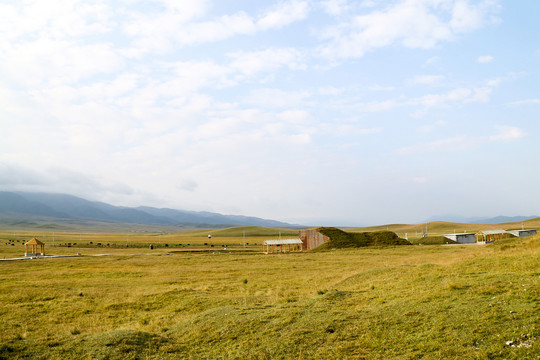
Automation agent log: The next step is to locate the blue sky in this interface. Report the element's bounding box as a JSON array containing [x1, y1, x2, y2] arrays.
[[1, 0, 539, 226]]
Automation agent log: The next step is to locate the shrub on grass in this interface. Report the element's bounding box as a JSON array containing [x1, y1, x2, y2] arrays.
[[0, 344, 15, 356], [82, 330, 169, 359]]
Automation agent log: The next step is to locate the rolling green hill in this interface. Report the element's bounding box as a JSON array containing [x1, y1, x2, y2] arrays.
[[313, 227, 411, 250]]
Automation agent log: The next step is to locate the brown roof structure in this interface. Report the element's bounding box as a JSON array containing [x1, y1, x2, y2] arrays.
[[476, 230, 509, 243], [25, 237, 45, 256], [25, 238, 45, 246]]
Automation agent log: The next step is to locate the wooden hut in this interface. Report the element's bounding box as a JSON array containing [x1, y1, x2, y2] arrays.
[[25, 238, 45, 256]]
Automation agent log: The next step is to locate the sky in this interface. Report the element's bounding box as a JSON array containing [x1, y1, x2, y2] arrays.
[[1, 0, 539, 226]]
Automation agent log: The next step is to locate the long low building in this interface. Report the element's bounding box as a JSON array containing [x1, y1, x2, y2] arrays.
[[507, 229, 537, 237], [442, 233, 476, 243], [263, 239, 303, 254]]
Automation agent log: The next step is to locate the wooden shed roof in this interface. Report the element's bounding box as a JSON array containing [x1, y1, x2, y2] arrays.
[[476, 230, 507, 235], [25, 238, 44, 245]]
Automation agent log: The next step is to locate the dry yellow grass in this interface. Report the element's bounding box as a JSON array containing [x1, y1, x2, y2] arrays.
[[0, 232, 538, 359]]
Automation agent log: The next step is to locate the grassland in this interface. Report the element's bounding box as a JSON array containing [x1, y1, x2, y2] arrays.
[[0, 226, 299, 256], [0, 228, 538, 359]]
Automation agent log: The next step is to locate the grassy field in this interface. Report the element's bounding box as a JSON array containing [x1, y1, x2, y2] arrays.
[[0, 227, 299, 256], [0, 229, 538, 359]]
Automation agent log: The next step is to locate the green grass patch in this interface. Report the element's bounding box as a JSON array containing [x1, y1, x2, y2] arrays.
[[411, 236, 459, 245]]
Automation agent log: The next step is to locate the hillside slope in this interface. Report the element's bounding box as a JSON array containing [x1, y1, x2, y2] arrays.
[[314, 227, 411, 250]]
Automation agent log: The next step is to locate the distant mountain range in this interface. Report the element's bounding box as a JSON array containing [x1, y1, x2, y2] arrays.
[[425, 214, 539, 225], [0, 192, 297, 228], [1, 191, 534, 230]]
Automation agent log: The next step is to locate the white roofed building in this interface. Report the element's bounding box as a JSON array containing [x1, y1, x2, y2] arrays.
[[442, 233, 476, 244], [263, 239, 303, 254], [507, 229, 537, 237]]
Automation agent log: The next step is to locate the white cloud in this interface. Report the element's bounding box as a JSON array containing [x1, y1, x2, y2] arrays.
[[486, 78, 502, 87], [257, 1, 309, 30], [318, 0, 500, 60], [412, 85, 494, 109], [397, 135, 476, 155], [174, 12, 257, 46], [397, 125, 527, 155], [326, 80, 501, 119], [356, 100, 400, 112], [489, 126, 527, 142], [179, 179, 199, 192], [245, 88, 311, 108], [321, 0, 349, 15], [507, 99, 540, 106], [450, 0, 497, 32], [122, 0, 309, 56], [0, 1, 114, 42], [288, 133, 312, 145], [419, 120, 447, 133], [123, 1, 207, 36], [322, 82, 498, 119], [1, 40, 123, 87], [318, 86, 344, 96], [338, 126, 382, 136], [410, 74, 445, 85], [0, 162, 135, 198], [277, 109, 312, 123], [485, 72, 523, 88], [425, 56, 441, 65], [415, 87, 471, 107], [227, 48, 306, 77], [369, 85, 395, 91], [477, 55, 494, 63], [166, 61, 231, 92], [468, 87, 492, 102]]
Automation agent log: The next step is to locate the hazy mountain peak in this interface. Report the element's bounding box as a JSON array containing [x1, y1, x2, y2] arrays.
[[0, 191, 296, 228]]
